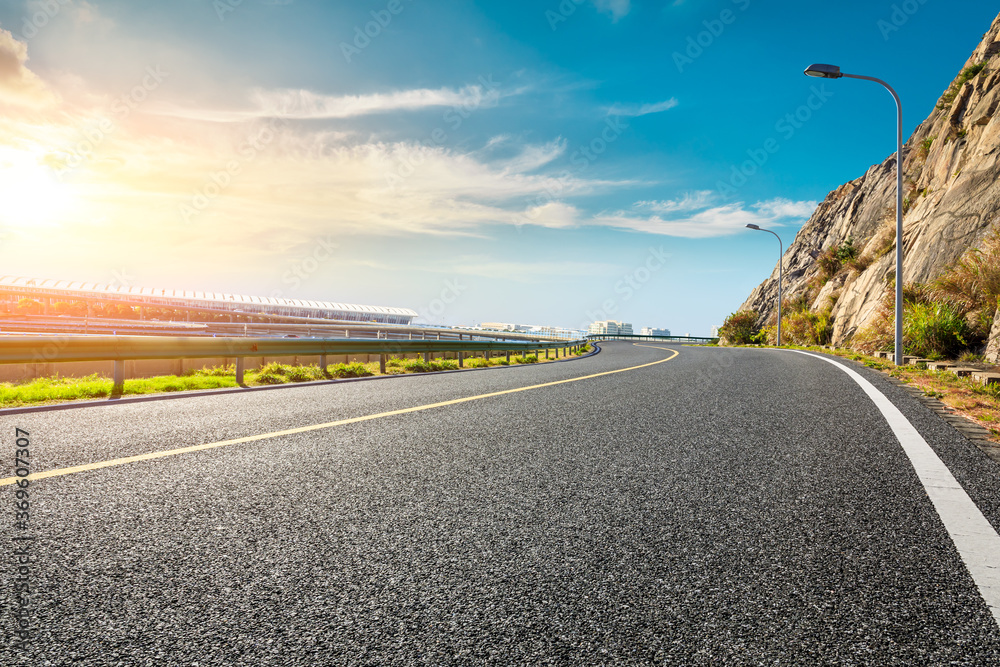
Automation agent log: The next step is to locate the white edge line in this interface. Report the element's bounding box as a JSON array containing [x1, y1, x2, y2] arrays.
[[791, 350, 1000, 628]]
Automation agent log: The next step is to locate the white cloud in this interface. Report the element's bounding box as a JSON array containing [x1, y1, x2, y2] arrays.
[[0, 29, 58, 108], [634, 191, 714, 213], [152, 83, 507, 122], [592, 0, 632, 21], [608, 98, 679, 117], [595, 197, 818, 238], [519, 201, 581, 229], [752, 198, 817, 219], [499, 138, 567, 174]]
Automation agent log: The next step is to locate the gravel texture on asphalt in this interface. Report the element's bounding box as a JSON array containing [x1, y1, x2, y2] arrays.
[[2, 342, 999, 665]]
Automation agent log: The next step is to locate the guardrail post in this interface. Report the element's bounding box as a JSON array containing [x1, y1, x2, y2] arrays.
[[506, 350, 510, 362], [236, 357, 245, 386], [112, 360, 124, 395], [380, 355, 387, 374], [458, 351, 464, 368], [423, 352, 430, 363], [320, 354, 328, 377]]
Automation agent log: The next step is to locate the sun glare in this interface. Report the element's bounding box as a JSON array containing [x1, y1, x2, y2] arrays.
[[0, 147, 76, 228]]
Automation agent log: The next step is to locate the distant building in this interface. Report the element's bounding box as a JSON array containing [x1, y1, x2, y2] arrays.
[[710, 325, 721, 337], [481, 322, 580, 338], [0, 275, 417, 325], [528, 325, 583, 339], [480, 322, 518, 332], [640, 327, 671, 336], [588, 320, 633, 336]]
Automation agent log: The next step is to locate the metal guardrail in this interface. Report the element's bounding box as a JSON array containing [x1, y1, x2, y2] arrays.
[[586, 334, 717, 343], [0, 316, 578, 343], [1, 335, 589, 387]]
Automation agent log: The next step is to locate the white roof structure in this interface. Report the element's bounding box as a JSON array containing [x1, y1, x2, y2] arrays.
[[0, 276, 418, 324]]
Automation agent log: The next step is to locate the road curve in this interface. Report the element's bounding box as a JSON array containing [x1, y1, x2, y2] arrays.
[[3, 341, 1000, 664]]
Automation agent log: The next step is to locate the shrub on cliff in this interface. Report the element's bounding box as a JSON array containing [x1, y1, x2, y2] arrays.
[[904, 301, 970, 360], [931, 225, 1000, 336], [719, 310, 760, 345], [782, 304, 833, 346], [851, 285, 975, 358]]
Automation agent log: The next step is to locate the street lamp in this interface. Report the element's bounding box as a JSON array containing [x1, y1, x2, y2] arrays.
[[746, 223, 782, 347], [804, 63, 903, 366]]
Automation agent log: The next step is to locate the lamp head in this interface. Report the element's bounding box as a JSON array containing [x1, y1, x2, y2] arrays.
[[746, 224, 760, 230], [804, 63, 843, 79]]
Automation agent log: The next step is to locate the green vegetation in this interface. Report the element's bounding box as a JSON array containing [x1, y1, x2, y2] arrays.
[[718, 310, 760, 345], [918, 135, 936, 159], [931, 225, 1000, 336], [781, 298, 833, 346], [835, 237, 857, 263], [852, 225, 1000, 359], [903, 301, 969, 360], [813, 237, 861, 287], [0, 346, 586, 408], [0, 373, 237, 408], [386, 357, 460, 374], [510, 354, 538, 365], [253, 362, 327, 384], [939, 62, 987, 108]]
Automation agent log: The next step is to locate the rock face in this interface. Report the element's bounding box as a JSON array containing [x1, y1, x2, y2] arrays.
[[740, 12, 1000, 356]]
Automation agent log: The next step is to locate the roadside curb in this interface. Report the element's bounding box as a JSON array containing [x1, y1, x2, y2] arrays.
[[883, 374, 1000, 465]]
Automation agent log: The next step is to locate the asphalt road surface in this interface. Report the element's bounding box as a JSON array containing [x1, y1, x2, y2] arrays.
[[3, 341, 1000, 665]]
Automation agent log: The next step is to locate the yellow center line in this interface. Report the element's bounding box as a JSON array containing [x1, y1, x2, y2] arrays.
[[1, 345, 679, 486]]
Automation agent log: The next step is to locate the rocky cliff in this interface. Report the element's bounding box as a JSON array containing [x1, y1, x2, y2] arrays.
[[740, 12, 1000, 357]]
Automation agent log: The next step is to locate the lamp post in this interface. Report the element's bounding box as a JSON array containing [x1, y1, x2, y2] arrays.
[[804, 63, 903, 366], [746, 224, 782, 346]]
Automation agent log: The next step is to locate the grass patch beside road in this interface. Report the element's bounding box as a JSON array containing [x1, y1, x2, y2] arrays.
[[0, 372, 237, 408], [0, 346, 591, 409]]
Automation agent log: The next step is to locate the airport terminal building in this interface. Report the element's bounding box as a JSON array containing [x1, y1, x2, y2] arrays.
[[0, 276, 418, 325]]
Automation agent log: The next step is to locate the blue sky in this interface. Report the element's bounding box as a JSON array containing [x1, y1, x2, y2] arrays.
[[0, 0, 996, 334]]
